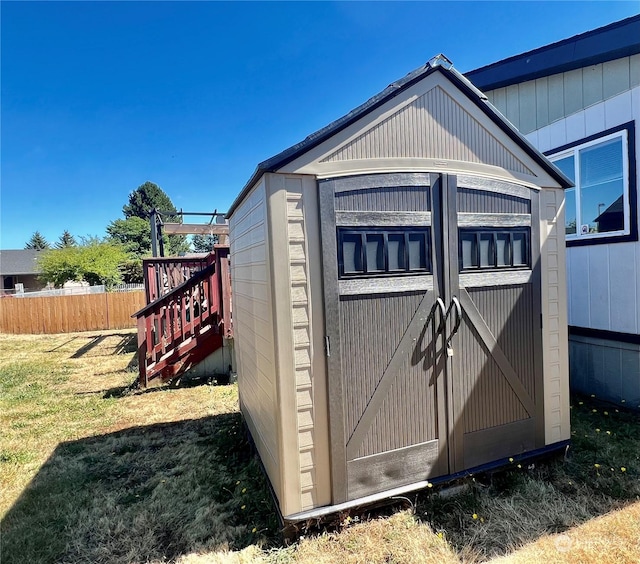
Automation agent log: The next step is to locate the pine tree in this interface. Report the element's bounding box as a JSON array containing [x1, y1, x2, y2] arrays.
[[55, 230, 77, 249], [109, 181, 189, 256], [25, 231, 50, 250], [192, 233, 218, 252], [123, 181, 179, 220]]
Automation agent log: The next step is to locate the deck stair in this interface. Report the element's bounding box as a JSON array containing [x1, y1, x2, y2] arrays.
[[133, 247, 232, 387]]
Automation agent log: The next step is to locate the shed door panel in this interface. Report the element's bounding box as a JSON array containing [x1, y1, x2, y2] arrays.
[[448, 178, 543, 471], [320, 174, 446, 503], [320, 173, 544, 503]]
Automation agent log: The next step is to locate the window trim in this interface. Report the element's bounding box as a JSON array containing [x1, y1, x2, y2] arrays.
[[545, 121, 637, 247], [337, 227, 432, 279]]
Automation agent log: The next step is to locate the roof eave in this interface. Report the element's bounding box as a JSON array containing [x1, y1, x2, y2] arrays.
[[466, 15, 640, 91]]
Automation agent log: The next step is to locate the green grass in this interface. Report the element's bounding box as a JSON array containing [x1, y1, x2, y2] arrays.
[[0, 331, 278, 564], [1, 413, 279, 564], [1, 331, 639, 564]]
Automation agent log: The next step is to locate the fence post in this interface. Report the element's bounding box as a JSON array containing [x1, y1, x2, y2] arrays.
[[105, 292, 110, 330]]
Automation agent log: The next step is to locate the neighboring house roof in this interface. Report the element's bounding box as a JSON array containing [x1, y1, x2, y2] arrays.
[[0, 250, 44, 276], [466, 15, 640, 91], [228, 55, 572, 217], [594, 196, 624, 223]]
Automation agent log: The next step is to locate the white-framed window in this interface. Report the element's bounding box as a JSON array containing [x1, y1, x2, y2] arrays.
[[547, 122, 636, 245]]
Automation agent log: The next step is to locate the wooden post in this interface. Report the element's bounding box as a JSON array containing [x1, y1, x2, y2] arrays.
[[137, 315, 148, 388]]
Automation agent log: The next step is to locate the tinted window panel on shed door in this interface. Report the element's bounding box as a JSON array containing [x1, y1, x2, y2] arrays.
[[337, 229, 431, 278]]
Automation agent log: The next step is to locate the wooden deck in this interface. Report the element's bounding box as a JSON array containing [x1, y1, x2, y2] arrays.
[[133, 247, 232, 387]]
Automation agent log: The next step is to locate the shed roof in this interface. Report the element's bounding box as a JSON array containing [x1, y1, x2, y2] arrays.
[[0, 250, 44, 276], [228, 55, 572, 217], [466, 15, 640, 91]]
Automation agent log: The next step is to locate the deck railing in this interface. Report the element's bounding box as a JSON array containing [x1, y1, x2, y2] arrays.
[[133, 247, 232, 387], [142, 254, 213, 304]]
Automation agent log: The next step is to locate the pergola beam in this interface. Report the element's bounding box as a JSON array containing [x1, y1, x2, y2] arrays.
[[162, 223, 230, 235]]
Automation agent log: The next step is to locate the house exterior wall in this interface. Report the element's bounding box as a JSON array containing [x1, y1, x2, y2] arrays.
[[0, 274, 45, 293], [485, 56, 640, 407], [228, 180, 282, 502], [484, 55, 640, 135]]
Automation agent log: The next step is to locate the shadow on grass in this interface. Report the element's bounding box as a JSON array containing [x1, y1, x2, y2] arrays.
[[413, 395, 640, 560], [1, 413, 281, 564], [69, 333, 138, 359]]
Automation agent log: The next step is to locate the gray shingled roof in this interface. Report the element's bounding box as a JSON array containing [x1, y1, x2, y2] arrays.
[[0, 250, 44, 275]]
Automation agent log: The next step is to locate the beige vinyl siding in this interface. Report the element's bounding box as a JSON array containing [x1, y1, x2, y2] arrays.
[[229, 180, 281, 500], [281, 73, 564, 190], [540, 188, 570, 443], [283, 175, 331, 512], [485, 55, 640, 135], [266, 174, 331, 516], [322, 86, 533, 175]]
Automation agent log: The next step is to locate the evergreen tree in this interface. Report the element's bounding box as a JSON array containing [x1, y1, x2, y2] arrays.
[[55, 230, 77, 249], [123, 181, 178, 219], [192, 233, 218, 253], [114, 181, 188, 256], [25, 231, 50, 250]]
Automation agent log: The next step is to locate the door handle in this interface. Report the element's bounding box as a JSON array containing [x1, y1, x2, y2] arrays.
[[449, 296, 462, 341], [435, 297, 447, 335]]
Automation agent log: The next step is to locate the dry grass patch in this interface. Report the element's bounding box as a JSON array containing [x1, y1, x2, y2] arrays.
[[279, 511, 460, 564], [1, 330, 277, 564], [2, 331, 640, 564], [492, 499, 640, 563]]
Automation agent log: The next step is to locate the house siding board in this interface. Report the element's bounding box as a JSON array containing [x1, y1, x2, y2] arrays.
[[532, 87, 640, 336], [229, 180, 282, 502], [582, 64, 604, 107], [535, 78, 550, 130], [609, 243, 638, 334], [518, 81, 537, 135], [631, 54, 640, 88], [548, 74, 565, 124], [588, 245, 611, 330], [484, 56, 637, 132], [563, 69, 584, 118], [493, 87, 507, 117], [603, 58, 631, 99], [605, 90, 633, 128], [506, 85, 520, 130]]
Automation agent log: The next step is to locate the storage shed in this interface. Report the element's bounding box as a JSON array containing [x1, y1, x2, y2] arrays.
[[227, 56, 573, 522]]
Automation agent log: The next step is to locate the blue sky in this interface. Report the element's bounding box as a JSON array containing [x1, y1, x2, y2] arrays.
[[2, 1, 638, 249]]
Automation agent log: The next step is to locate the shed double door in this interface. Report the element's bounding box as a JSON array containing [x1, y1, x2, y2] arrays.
[[320, 173, 543, 503]]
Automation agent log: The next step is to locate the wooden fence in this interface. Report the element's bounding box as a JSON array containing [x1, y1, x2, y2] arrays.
[[0, 291, 146, 334]]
